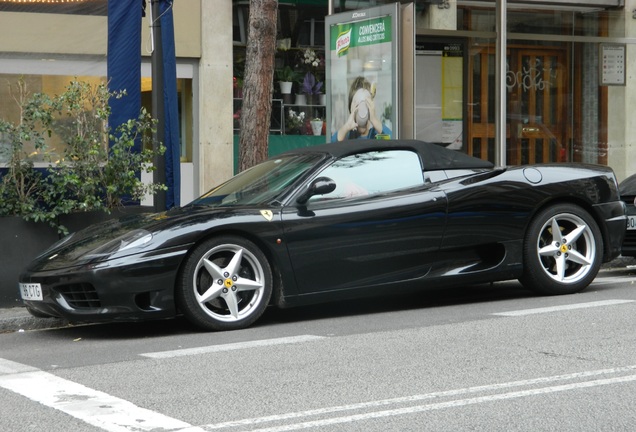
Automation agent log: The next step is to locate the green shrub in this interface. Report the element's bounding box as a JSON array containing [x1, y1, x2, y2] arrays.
[[0, 78, 165, 234]]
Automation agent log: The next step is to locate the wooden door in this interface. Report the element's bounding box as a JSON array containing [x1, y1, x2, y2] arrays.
[[468, 46, 569, 164]]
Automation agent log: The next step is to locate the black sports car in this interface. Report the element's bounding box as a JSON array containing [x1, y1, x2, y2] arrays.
[[19, 140, 627, 331], [619, 173, 636, 256]]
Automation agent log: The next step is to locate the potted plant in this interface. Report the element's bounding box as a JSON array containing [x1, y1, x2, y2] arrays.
[[285, 108, 305, 135], [275, 66, 298, 95], [300, 72, 323, 105], [310, 117, 323, 136], [297, 48, 324, 105]]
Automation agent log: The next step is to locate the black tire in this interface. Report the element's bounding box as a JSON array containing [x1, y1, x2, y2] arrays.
[[176, 236, 273, 331], [520, 204, 602, 295]]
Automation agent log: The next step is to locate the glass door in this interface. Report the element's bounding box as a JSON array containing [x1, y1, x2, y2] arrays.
[[468, 44, 569, 165]]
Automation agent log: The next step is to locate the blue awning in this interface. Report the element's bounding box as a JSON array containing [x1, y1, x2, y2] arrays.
[[107, 0, 180, 209]]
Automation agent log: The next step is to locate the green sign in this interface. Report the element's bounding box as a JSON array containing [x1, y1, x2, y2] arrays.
[[330, 16, 392, 56]]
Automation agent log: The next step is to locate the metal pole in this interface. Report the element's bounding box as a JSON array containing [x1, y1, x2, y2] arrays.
[[151, 0, 167, 211], [495, 0, 507, 167]]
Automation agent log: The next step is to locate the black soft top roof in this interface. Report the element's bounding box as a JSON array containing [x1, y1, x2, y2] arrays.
[[281, 139, 494, 171]]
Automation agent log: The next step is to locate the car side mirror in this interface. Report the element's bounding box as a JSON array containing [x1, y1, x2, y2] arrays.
[[296, 177, 336, 205]]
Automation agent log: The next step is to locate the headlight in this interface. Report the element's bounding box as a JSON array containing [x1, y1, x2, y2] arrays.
[[87, 229, 153, 258], [38, 232, 76, 259]]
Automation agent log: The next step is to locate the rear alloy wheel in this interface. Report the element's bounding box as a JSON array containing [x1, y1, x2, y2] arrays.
[[520, 204, 602, 295], [177, 236, 272, 331]]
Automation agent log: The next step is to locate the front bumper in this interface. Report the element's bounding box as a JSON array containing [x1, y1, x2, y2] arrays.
[[19, 248, 188, 323]]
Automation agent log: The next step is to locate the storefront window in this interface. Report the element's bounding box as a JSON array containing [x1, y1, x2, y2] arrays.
[[0, 73, 194, 164], [141, 77, 194, 162], [453, 5, 630, 167], [233, 2, 327, 137], [0, 74, 106, 163]]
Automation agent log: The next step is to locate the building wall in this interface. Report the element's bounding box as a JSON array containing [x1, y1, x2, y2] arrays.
[[1, 1, 634, 189], [0, 0, 235, 200], [0, 11, 107, 54], [0, 1, 202, 58]]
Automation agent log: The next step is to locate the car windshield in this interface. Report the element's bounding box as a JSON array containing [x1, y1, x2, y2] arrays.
[[190, 153, 323, 207]]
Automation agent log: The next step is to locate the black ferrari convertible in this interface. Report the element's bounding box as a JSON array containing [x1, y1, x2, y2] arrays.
[[19, 140, 627, 331]]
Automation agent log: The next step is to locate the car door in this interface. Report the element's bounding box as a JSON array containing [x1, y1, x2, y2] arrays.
[[281, 149, 448, 295]]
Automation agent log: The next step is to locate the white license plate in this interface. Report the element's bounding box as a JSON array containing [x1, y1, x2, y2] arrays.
[[628, 216, 636, 230], [19, 283, 43, 301]]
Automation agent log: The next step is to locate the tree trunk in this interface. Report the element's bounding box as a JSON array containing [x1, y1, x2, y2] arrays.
[[238, 0, 278, 172]]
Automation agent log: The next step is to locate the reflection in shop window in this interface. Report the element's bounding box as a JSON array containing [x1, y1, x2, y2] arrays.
[[0, 74, 107, 164], [0, 74, 193, 165], [141, 77, 193, 162]]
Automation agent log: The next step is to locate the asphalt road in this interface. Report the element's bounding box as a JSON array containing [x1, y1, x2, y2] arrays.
[[1, 266, 635, 432]]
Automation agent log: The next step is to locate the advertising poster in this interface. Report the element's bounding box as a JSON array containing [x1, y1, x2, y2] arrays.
[[326, 4, 398, 142]]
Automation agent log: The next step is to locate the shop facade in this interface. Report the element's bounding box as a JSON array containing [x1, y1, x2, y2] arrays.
[[410, 0, 635, 181], [232, 0, 635, 181], [0, 0, 234, 203], [1, 0, 635, 207]]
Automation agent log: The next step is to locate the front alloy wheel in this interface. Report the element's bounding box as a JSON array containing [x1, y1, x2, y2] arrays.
[[520, 204, 602, 295], [177, 236, 272, 331]]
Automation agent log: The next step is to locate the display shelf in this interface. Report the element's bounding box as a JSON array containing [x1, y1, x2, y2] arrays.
[[233, 98, 326, 136], [282, 103, 325, 135], [233, 98, 284, 135]]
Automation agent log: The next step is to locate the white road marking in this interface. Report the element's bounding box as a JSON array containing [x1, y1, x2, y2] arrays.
[[232, 375, 636, 432], [592, 276, 636, 285], [195, 365, 636, 431], [0, 358, 206, 432], [3, 357, 636, 432], [140, 335, 326, 359], [492, 299, 634, 316]]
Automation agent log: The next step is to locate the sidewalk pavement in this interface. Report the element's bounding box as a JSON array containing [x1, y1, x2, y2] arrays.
[[1, 257, 634, 334]]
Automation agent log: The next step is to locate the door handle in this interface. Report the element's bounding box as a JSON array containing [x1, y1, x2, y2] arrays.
[[522, 127, 539, 133]]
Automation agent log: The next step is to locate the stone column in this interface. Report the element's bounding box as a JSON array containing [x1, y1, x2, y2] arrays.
[[198, 1, 234, 194], [416, 1, 457, 31]]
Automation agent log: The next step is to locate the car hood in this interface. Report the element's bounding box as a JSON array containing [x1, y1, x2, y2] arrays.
[[26, 205, 276, 271]]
